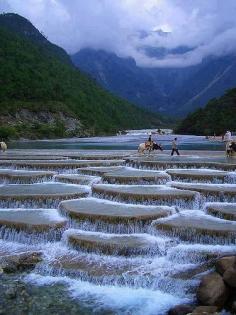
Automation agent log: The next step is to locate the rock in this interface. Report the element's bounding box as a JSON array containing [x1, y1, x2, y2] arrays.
[[223, 267, 236, 288], [0, 183, 89, 201], [170, 182, 236, 199], [66, 229, 166, 256], [5, 287, 17, 299], [153, 210, 236, 244], [191, 305, 219, 314], [78, 166, 124, 176], [0, 209, 67, 232], [92, 184, 197, 207], [168, 304, 195, 315], [167, 169, 231, 183], [197, 272, 229, 307], [0, 159, 124, 169], [102, 167, 170, 184], [206, 203, 236, 221], [0, 251, 42, 273], [216, 256, 236, 275], [59, 197, 174, 225]]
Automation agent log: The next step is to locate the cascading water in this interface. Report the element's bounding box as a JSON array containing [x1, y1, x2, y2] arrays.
[[0, 151, 236, 315]]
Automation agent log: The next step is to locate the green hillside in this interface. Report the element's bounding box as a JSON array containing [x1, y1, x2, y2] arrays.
[[0, 13, 163, 139], [175, 88, 236, 135]]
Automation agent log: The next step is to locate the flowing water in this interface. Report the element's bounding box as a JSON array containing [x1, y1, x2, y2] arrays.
[[0, 143, 236, 314]]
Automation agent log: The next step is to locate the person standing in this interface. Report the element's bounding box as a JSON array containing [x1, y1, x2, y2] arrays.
[[171, 137, 180, 156], [0, 140, 7, 152], [224, 131, 232, 156], [145, 133, 153, 147]]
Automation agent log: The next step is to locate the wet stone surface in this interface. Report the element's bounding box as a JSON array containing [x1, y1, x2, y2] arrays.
[[67, 230, 166, 256], [0, 159, 125, 170], [153, 210, 236, 243], [0, 169, 56, 184], [127, 158, 236, 171], [167, 168, 235, 183], [92, 184, 198, 207], [205, 202, 236, 220], [0, 209, 67, 232], [0, 183, 89, 200], [1, 149, 236, 315], [102, 167, 170, 184], [60, 197, 174, 224], [78, 166, 124, 176], [55, 174, 100, 185], [171, 182, 236, 196]]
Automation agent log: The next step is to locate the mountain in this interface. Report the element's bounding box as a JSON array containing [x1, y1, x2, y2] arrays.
[[71, 49, 167, 113], [175, 88, 236, 135], [71, 48, 236, 117], [0, 13, 164, 139], [0, 13, 71, 65]]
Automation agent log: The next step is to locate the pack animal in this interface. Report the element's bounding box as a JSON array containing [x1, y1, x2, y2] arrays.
[[138, 142, 163, 154]]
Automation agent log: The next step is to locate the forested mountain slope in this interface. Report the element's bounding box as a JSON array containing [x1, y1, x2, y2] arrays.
[[72, 48, 236, 117], [0, 13, 163, 139], [175, 88, 236, 135]]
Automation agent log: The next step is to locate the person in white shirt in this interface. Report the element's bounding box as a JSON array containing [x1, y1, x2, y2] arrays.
[[0, 141, 7, 152], [171, 137, 180, 156], [224, 131, 232, 142], [224, 131, 232, 156]]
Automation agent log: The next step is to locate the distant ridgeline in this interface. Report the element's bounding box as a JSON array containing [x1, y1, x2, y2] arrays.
[[72, 49, 236, 117], [0, 13, 164, 139], [175, 88, 236, 135]]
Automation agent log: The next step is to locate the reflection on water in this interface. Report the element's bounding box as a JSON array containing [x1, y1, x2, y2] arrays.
[[10, 133, 225, 151]]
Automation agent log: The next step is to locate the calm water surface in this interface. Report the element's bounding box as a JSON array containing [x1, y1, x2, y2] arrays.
[[10, 133, 224, 151]]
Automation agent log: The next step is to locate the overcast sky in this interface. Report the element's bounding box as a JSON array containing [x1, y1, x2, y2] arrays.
[[1, 0, 236, 67]]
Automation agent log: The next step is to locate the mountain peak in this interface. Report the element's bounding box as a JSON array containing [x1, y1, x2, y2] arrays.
[[0, 13, 47, 43], [0, 12, 72, 65]]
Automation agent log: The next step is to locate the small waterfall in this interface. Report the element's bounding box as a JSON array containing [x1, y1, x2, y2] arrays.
[[127, 160, 236, 172], [168, 176, 236, 184], [0, 226, 65, 244], [0, 198, 70, 209], [152, 226, 236, 245], [65, 216, 155, 234], [1, 151, 236, 315], [33, 262, 198, 296], [92, 191, 201, 209], [0, 176, 54, 185]]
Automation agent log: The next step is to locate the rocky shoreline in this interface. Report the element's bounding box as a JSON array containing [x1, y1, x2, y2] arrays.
[[0, 252, 114, 315], [168, 255, 236, 315]]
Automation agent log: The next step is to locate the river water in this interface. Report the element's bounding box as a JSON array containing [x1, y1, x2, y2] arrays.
[[10, 132, 224, 151]]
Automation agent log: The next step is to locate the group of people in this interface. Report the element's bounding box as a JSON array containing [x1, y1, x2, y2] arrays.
[[145, 134, 180, 156], [145, 130, 236, 157]]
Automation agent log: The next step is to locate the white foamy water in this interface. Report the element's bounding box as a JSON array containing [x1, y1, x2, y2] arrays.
[[1, 147, 236, 314], [25, 273, 190, 315]]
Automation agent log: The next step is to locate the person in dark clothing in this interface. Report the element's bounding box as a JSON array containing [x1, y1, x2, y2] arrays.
[[171, 137, 180, 156], [145, 134, 153, 147]]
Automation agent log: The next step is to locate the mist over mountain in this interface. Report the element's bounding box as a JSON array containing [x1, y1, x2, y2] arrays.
[[2, 1, 236, 118], [71, 48, 236, 116]]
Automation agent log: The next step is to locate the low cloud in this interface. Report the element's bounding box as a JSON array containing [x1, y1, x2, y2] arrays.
[[1, 0, 236, 67]]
